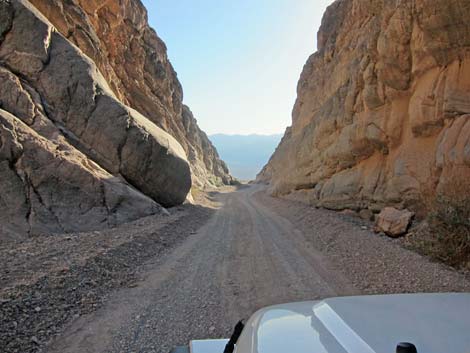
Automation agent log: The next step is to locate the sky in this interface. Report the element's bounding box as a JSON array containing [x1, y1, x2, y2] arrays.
[[142, 0, 334, 135]]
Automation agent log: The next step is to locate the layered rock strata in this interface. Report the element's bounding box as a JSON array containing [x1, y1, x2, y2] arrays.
[[259, 0, 470, 213]]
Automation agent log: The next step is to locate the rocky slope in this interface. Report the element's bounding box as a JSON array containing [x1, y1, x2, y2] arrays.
[[28, 0, 232, 188], [0, 0, 229, 240], [259, 0, 470, 214]]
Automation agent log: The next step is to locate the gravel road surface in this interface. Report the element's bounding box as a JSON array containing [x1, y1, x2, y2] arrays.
[[45, 185, 358, 353]]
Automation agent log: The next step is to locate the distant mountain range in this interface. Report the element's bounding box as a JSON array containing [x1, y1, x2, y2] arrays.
[[209, 134, 283, 181]]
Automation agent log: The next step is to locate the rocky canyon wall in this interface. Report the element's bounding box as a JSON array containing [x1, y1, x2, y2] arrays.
[[259, 0, 470, 214], [0, 0, 229, 240], [28, 0, 233, 188]]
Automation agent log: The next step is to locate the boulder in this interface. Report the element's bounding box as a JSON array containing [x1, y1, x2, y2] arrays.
[[375, 207, 414, 237], [0, 109, 164, 240]]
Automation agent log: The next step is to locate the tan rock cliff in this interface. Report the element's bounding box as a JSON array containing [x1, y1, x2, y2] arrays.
[[259, 0, 470, 213]]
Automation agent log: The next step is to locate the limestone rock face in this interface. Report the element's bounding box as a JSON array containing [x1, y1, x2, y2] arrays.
[[259, 0, 470, 212], [0, 0, 196, 239], [28, 0, 233, 188]]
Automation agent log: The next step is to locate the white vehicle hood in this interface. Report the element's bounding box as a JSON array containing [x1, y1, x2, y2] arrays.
[[234, 293, 470, 353]]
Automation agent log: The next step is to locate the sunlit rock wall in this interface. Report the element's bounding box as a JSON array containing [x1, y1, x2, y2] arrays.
[[259, 0, 470, 212]]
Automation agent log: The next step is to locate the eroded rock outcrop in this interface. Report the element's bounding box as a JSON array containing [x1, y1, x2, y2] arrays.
[[28, 0, 233, 187], [259, 0, 470, 213], [0, 0, 195, 239]]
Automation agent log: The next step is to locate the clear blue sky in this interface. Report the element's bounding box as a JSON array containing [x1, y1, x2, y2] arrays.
[[142, 0, 334, 135]]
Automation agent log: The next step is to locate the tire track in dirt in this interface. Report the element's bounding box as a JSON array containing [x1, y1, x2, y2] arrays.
[[45, 185, 361, 353]]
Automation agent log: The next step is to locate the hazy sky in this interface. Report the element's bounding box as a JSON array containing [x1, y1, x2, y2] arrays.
[[142, 0, 334, 135]]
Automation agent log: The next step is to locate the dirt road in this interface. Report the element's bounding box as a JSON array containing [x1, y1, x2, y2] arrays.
[[45, 185, 357, 353], [43, 185, 470, 353]]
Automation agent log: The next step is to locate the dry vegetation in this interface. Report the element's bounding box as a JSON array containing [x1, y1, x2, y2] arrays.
[[406, 178, 470, 270]]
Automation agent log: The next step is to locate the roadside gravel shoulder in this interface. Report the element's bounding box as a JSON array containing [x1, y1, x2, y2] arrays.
[[254, 191, 470, 294], [0, 203, 215, 353]]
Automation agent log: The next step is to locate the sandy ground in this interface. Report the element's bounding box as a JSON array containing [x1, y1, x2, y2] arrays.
[[1, 185, 469, 353]]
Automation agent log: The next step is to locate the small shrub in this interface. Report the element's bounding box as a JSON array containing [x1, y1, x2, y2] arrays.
[[407, 178, 470, 270]]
